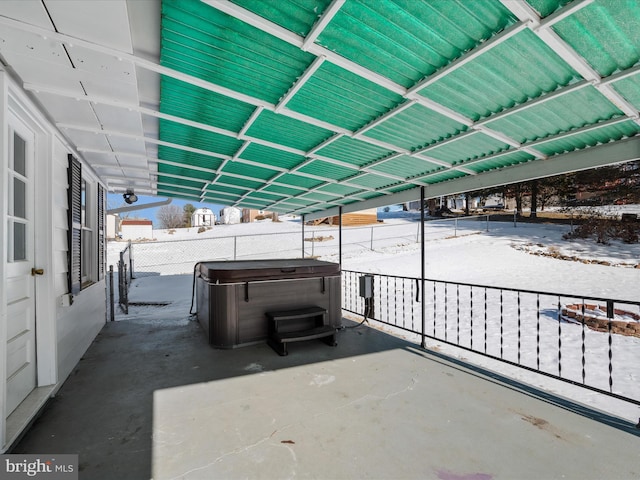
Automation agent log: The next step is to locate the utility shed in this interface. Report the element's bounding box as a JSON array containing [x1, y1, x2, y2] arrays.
[[191, 208, 215, 227]]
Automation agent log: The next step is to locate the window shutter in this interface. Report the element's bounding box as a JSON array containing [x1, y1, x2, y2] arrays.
[[98, 184, 105, 280], [67, 154, 82, 294]]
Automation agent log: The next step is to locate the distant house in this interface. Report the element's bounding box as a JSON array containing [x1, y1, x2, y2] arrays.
[[242, 209, 275, 222], [120, 219, 153, 240], [192, 208, 215, 227], [219, 207, 241, 224]]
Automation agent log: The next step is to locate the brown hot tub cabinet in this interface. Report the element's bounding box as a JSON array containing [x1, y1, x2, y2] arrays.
[[196, 259, 341, 351]]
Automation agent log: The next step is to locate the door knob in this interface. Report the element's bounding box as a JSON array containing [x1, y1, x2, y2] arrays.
[[31, 268, 44, 276]]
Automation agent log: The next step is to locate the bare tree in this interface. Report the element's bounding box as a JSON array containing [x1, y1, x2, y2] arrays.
[[157, 204, 185, 229]]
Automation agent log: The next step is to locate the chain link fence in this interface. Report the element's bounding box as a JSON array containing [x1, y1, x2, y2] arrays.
[[106, 215, 493, 278]]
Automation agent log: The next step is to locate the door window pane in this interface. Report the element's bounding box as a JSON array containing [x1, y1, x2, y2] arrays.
[[14, 178, 26, 219], [13, 222, 26, 261], [13, 132, 26, 176]]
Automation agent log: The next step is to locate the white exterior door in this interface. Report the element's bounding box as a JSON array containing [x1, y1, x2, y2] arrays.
[[5, 114, 36, 416]]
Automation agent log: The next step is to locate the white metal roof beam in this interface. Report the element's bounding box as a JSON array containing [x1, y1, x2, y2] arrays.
[[524, 116, 633, 148], [275, 55, 326, 113], [238, 106, 264, 137], [407, 22, 530, 95], [304, 136, 640, 221], [353, 100, 418, 137], [302, 0, 345, 50], [536, 0, 595, 31], [473, 79, 592, 128], [501, 0, 640, 126]]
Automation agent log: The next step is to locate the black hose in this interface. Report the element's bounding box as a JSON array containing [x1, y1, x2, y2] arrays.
[[189, 262, 200, 315]]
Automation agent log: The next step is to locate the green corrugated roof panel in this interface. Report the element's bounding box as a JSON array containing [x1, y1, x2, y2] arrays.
[[160, 121, 243, 157], [316, 0, 515, 88], [296, 160, 358, 181], [298, 191, 338, 203], [278, 197, 316, 207], [215, 175, 263, 190], [612, 75, 640, 109], [364, 103, 468, 151], [345, 191, 385, 202], [154, 0, 640, 215], [426, 132, 511, 165], [158, 164, 212, 182], [262, 183, 303, 196], [158, 145, 224, 171], [203, 192, 242, 203], [526, 0, 571, 17], [239, 143, 306, 171], [204, 186, 243, 197], [533, 119, 640, 157], [347, 173, 402, 190], [221, 161, 277, 181], [161, 0, 314, 105], [315, 136, 393, 167], [285, 62, 404, 131], [262, 184, 296, 196], [230, 0, 331, 37], [418, 29, 580, 121], [244, 190, 286, 202], [245, 110, 334, 151], [160, 76, 255, 132], [386, 183, 419, 195], [157, 177, 202, 191], [204, 183, 247, 196], [486, 86, 623, 143], [465, 151, 534, 174], [158, 186, 202, 198], [316, 183, 364, 196], [276, 173, 324, 190], [552, 0, 640, 77], [367, 155, 442, 178], [421, 170, 467, 184]]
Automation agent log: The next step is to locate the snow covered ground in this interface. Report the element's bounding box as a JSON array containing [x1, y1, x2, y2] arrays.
[[108, 210, 640, 423]]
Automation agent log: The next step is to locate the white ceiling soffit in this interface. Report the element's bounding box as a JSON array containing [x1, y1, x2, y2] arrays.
[[0, 0, 156, 195]]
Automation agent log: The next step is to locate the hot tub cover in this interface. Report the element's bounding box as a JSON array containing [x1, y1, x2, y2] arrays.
[[198, 259, 340, 283]]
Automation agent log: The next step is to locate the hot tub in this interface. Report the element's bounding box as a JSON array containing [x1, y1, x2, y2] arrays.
[[195, 259, 341, 348]]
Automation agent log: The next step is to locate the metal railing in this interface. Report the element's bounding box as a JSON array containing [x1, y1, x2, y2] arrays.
[[117, 241, 134, 314], [342, 269, 640, 406]]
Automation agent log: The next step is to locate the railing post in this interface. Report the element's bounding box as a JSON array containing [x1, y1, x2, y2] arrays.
[[122, 264, 128, 314], [513, 209, 517, 228], [339, 206, 343, 268], [109, 265, 115, 322], [312, 231, 315, 257], [234, 236, 237, 260], [454, 218, 458, 237], [420, 186, 426, 348], [370, 226, 374, 250], [128, 241, 134, 279], [301, 214, 305, 258]]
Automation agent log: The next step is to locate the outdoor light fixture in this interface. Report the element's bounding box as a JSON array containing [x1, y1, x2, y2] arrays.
[[123, 189, 138, 204]]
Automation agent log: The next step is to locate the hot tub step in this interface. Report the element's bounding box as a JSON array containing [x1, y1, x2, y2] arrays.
[[266, 307, 337, 356]]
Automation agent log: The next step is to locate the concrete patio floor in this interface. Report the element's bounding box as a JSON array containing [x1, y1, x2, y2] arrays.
[[11, 311, 640, 480]]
